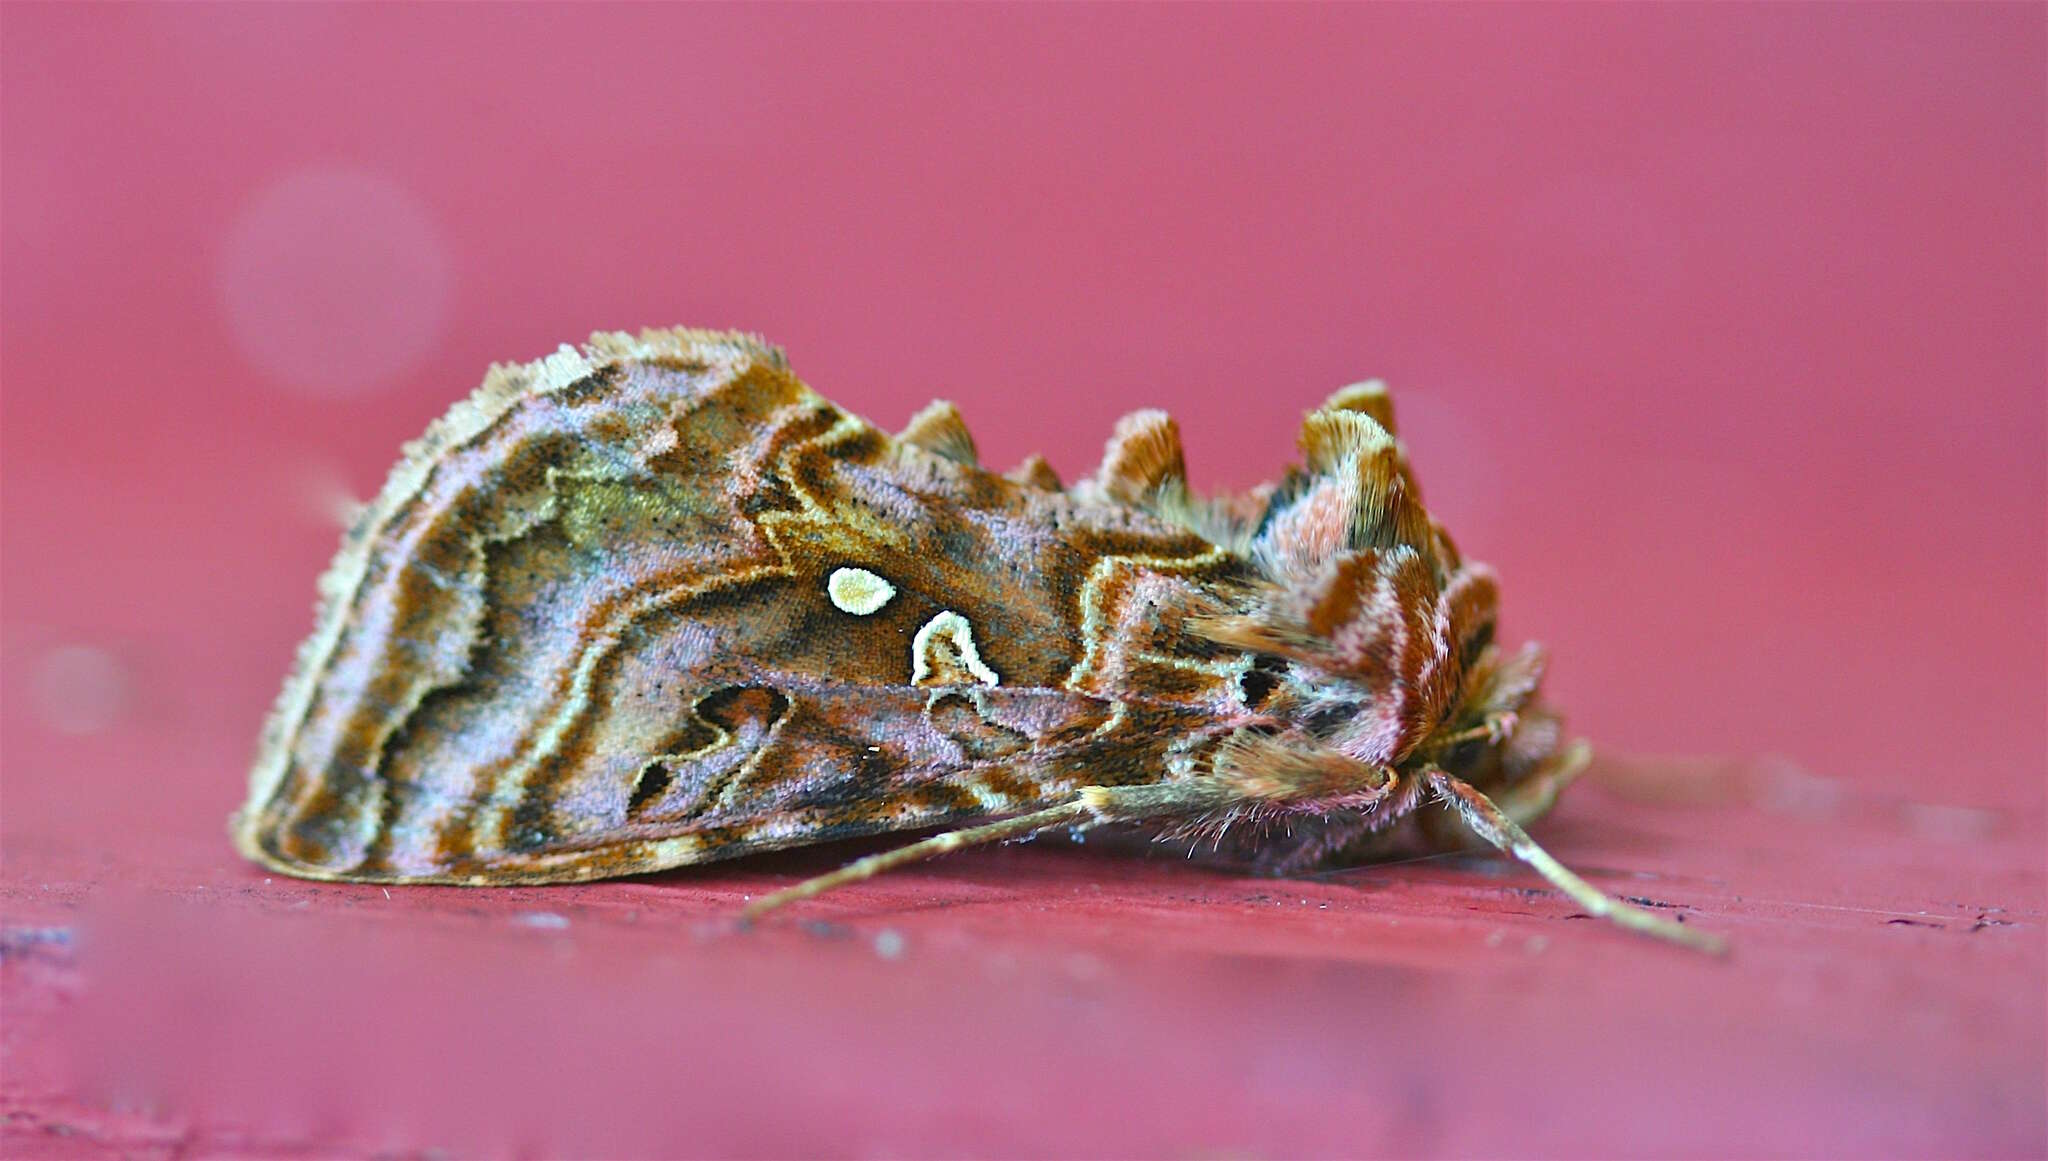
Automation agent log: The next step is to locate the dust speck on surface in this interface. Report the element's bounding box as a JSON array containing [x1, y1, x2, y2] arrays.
[[873, 928, 906, 959], [0, 926, 75, 961]]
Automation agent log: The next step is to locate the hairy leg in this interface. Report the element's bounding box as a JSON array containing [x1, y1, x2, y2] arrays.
[[742, 736, 1394, 920], [741, 755, 1726, 955], [1417, 711, 1521, 759], [740, 780, 1235, 921], [1490, 738, 1591, 828], [740, 801, 1090, 920], [1424, 766, 1726, 953]]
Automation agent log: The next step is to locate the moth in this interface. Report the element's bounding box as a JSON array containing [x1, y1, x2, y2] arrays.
[[235, 328, 1721, 952]]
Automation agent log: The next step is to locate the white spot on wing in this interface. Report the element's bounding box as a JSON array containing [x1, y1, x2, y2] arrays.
[[912, 611, 1000, 687], [827, 566, 897, 615]]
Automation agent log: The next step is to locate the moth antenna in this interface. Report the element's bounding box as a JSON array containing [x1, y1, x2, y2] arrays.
[[898, 399, 980, 466], [1422, 766, 1728, 954], [1004, 453, 1065, 492], [1096, 409, 1188, 506], [1320, 379, 1397, 435], [740, 799, 1092, 921]]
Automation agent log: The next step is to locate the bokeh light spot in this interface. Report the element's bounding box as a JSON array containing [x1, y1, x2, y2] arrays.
[[218, 166, 452, 397], [30, 644, 131, 735]]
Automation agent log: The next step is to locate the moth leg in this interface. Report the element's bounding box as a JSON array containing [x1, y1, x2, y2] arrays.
[[740, 800, 1094, 921], [740, 782, 1229, 921], [1491, 737, 1591, 828], [1419, 711, 1521, 758], [1423, 766, 1728, 954]]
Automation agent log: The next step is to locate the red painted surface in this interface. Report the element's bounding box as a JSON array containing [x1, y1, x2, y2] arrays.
[[3, 5, 2041, 1157]]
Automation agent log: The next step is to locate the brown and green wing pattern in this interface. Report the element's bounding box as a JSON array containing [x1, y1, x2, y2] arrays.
[[235, 330, 1249, 884]]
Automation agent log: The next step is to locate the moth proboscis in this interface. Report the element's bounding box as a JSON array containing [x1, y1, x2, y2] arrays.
[[234, 328, 1725, 954]]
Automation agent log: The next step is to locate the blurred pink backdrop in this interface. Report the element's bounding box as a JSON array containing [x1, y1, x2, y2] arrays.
[[3, 4, 2042, 1157]]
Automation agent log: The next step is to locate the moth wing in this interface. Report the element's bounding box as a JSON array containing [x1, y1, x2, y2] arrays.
[[236, 330, 1238, 884]]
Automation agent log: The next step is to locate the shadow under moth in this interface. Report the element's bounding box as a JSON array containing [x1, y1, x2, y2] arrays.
[[235, 328, 1722, 952]]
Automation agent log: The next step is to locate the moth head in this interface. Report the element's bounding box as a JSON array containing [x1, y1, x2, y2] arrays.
[[1192, 383, 1524, 768]]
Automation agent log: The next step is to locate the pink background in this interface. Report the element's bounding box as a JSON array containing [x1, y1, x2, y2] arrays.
[[3, 4, 2042, 1158]]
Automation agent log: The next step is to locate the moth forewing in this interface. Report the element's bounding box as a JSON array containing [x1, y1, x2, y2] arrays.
[[238, 328, 1725, 953], [236, 328, 1234, 885]]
